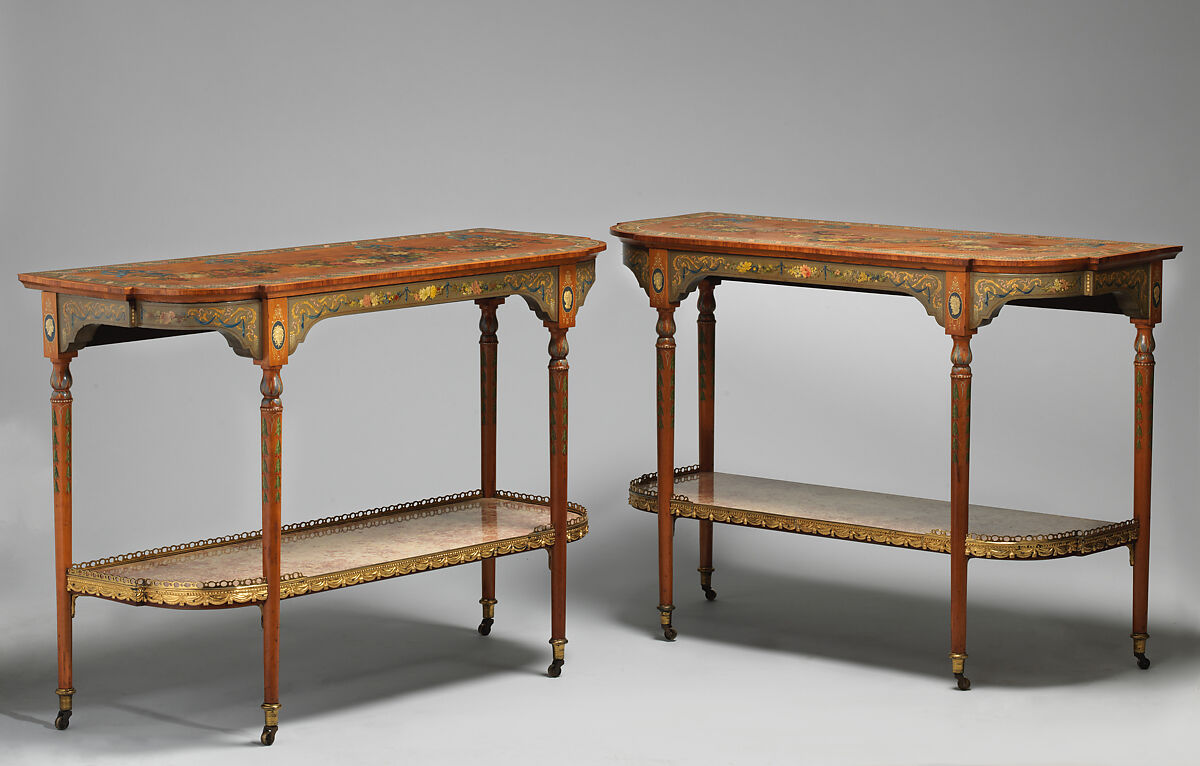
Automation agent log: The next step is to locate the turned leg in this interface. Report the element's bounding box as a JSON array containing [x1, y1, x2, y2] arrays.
[[547, 327, 569, 676], [656, 308, 678, 639], [478, 298, 502, 636], [697, 281, 717, 601], [259, 366, 283, 745], [949, 333, 973, 691], [51, 357, 76, 730], [1131, 321, 1155, 670]]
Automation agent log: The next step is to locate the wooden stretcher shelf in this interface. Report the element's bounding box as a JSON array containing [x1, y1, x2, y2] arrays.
[[68, 490, 588, 609], [629, 468, 1135, 561]]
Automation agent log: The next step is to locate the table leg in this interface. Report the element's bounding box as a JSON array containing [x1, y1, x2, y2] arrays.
[[1131, 320, 1155, 669], [51, 357, 75, 730], [656, 307, 677, 640], [547, 326, 569, 677], [259, 366, 283, 745], [697, 281, 717, 602], [949, 333, 973, 691], [478, 299, 502, 636]]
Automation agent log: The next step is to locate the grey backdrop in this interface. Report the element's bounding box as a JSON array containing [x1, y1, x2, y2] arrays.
[[1, 2, 1197, 764]]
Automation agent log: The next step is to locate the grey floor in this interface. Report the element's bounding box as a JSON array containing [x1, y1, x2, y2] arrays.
[[2, 484, 1196, 766]]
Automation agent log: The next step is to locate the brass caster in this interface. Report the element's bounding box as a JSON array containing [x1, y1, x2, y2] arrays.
[[949, 653, 969, 690], [1132, 633, 1150, 669], [547, 637, 566, 676], [478, 617, 494, 636], [260, 701, 280, 745], [54, 687, 74, 730], [658, 604, 676, 641], [699, 568, 716, 601]]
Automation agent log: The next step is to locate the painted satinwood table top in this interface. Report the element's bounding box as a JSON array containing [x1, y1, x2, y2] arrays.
[[612, 212, 1180, 272], [22, 228, 605, 361], [19, 228, 606, 302]]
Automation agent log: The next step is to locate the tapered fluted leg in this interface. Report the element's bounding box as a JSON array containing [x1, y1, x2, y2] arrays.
[[259, 366, 283, 745], [697, 281, 717, 601], [1131, 320, 1155, 670], [949, 334, 973, 691], [478, 298, 502, 636], [656, 308, 677, 639], [547, 327, 569, 676], [51, 357, 76, 730]]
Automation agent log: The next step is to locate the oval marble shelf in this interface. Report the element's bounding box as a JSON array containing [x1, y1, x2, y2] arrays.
[[629, 467, 1135, 561], [68, 490, 587, 608]]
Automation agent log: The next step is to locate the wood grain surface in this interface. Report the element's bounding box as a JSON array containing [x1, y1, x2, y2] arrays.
[[613, 212, 1179, 272], [19, 229, 605, 302]]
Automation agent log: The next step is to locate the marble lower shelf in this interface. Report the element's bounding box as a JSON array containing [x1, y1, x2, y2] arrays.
[[629, 468, 1135, 560], [68, 490, 587, 608]]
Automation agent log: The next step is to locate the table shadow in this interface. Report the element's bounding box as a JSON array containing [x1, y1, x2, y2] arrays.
[[591, 560, 1200, 689], [0, 599, 541, 751]]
